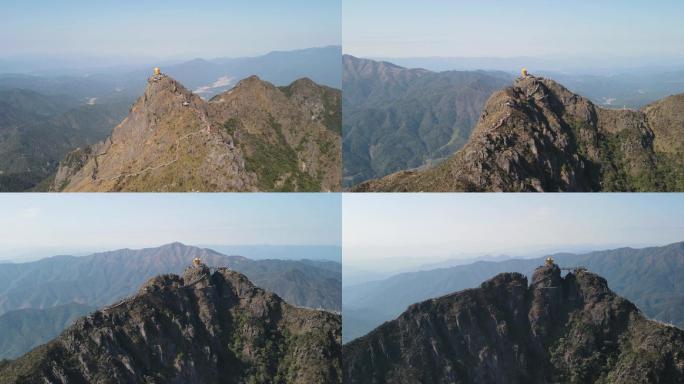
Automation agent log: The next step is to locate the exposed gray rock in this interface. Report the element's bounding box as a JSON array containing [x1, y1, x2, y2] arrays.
[[343, 264, 684, 383], [0, 269, 341, 384]]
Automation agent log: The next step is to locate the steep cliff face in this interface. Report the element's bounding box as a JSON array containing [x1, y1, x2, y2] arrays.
[[353, 76, 684, 192], [0, 267, 341, 384], [643, 93, 684, 190], [343, 265, 684, 384], [52, 74, 340, 192]]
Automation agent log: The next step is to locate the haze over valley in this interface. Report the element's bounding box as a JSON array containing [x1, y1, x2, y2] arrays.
[[342, 192, 684, 382], [0, 242, 342, 360], [1, 1, 341, 192], [0, 194, 342, 370], [343, 1, 684, 192], [0, 46, 341, 192], [343, 194, 684, 342]]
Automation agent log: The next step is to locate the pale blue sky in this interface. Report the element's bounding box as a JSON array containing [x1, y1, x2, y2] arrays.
[[1, 0, 340, 60], [0, 194, 341, 254], [343, 0, 684, 60], [343, 194, 684, 269]]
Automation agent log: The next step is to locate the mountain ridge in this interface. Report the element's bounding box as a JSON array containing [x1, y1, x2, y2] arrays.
[[0, 303, 94, 360], [0, 242, 341, 315], [343, 241, 684, 343], [0, 89, 131, 191], [342, 55, 512, 187], [352, 74, 684, 191], [51, 73, 340, 192], [343, 264, 684, 383], [0, 267, 341, 383]]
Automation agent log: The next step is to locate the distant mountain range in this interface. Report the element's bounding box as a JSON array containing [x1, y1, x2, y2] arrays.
[[344, 263, 684, 383], [0, 46, 341, 99], [50, 74, 340, 192], [0, 303, 93, 361], [200, 244, 341, 263], [149, 46, 342, 96], [0, 242, 341, 314], [0, 88, 132, 191], [344, 241, 684, 343], [0, 242, 341, 359], [0, 46, 341, 192], [375, 57, 684, 109], [539, 69, 684, 110], [342, 55, 511, 187], [354, 75, 684, 191], [0, 267, 341, 383]]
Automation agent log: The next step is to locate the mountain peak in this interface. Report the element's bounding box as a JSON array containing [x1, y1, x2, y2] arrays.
[[288, 77, 319, 91], [480, 271, 527, 291], [233, 74, 269, 89], [1, 268, 342, 383], [140, 73, 201, 111], [344, 267, 684, 382], [147, 73, 188, 92], [531, 263, 562, 287], [512, 75, 583, 109], [51, 73, 341, 192], [137, 266, 258, 301], [353, 75, 684, 192], [159, 241, 192, 250], [182, 263, 211, 283]]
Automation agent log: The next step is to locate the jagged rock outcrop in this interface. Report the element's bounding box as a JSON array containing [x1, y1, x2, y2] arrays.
[[0, 267, 341, 383], [343, 264, 684, 383], [51, 73, 340, 192], [352, 75, 684, 191]]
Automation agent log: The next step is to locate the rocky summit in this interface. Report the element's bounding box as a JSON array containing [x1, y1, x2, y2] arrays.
[[352, 75, 684, 192], [51, 73, 340, 192], [0, 267, 341, 384], [343, 264, 684, 383]]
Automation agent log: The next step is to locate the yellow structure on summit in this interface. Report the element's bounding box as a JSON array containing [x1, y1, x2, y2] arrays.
[[545, 256, 554, 266], [192, 257, 202, 267], [521, 68, 528, 77], [154, 67, 161, 76]]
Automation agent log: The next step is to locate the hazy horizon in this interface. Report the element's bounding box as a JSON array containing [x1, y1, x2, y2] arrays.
[[1, 0, 340, 69], [344, 0, 684, 69], [0, 194, 341, 262], [0, 45, 342, 75], [0, 243, 342, 264], [346, 54, 684, 76], [343, 194, 684, 272]]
